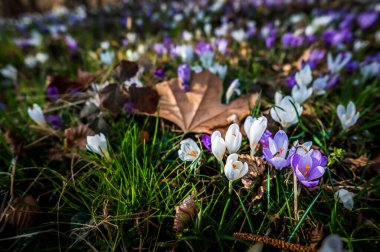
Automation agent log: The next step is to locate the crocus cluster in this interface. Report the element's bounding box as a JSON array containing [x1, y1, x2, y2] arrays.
[[263, 130, 327, 187]]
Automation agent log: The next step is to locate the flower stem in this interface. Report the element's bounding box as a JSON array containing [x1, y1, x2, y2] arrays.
[[293, 173, 299, 222], [219, 160, 225, 174], [229, 180, 233, 195]]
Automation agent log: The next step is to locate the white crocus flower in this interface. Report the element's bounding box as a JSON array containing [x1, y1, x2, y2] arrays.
[[209, 63, 227, 80], [211, 131, 226, 162], [248, 116, 267, 155], [291, 85, 313, 104], [334, 189, 354, 210], [361, 62, 380, 80], [0, 65, 17, 80], [24, 55, 38, 68], [231, 29, 247, 42], [86, 133, 110, 160], [27, 103, 46, 127], [178, 138, 201, 162], [274, 91, 283, 105], [100, 51, 114, 65], [225, 124, 242, 154], [327, 52, 352, 74], [295, 64, 312, 87], [224, 153, 248, 181], [337, 101, 360, 130], [319, 235, 345, 252], [126, 49, 140, 61], [225, 79, 241, 104], [175, 44, 194, 63], [270, 96, 303, 129], [312, 76, 329, 95], [244, 116, 254, 138], [200, 51, 215, 69], [35, 52, 49, 64]]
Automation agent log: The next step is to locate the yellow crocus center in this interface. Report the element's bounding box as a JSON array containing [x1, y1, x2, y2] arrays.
[[303, 164, 311, 177], [232, 163, 237, 169], [188, 150, 197, 157]]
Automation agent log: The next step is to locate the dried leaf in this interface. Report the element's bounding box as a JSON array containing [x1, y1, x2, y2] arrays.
[[80, 102, 100, 122], [89, 115, 110, 135], [129, 85, 159, 114], [4, 195, 40, 230], [145, 70, 257, 133], [99, 84, 128, 116], [309, 223, 324, 249], [45, 75, 86, 94], [173, 193, 198, 232], [343, 155, 372, 172], [240, 155, 270, 203], [77, 69, 98, 87], [64, 124, 95, 149], [112, 60, 139, 83]]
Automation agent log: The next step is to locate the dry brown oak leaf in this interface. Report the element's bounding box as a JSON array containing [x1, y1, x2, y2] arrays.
[[146, 70, 257, 133]]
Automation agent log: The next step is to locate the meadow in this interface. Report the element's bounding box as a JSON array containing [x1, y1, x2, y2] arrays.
[[0, 1, 379, 251]]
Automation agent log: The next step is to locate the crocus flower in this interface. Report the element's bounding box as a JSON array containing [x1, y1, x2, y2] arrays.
[[175, 44, 194, 62], [225, 124, 242, 154], [231, 29, 247, 42], [45, 114, 62, 129], [244, 116, 268, 155], [361, 62, 380, 80], [0, 65, 17, 81], [295, 64, 312, 87], [291, 150, 327, 187], [337, 101, 360, 130], [65, 35, 78, 52], [195, 42, 213, 56], [319, 235, 345, 252], [86, 133, 110, 160], [312, 75, 329, 95], [263, 130, 289, 170], [200, 51, 215, 69], [334, 189, 354, 210], [178, 64, 191, 91], [286, 74, 297, 89], [202, 134, 212, 152], [215, 37, 228, 55], [270, 95, 303, 129], [208, 63, 227, 80], [288, 140, 313, 157], [357, 11, 378, 29], [27, 103, 47, 127], [46, 85, 59, 102], [224, 153, 248, 181], [291, 85, 313, 104], [154, 68, 165, 79], [153, 43, 166, 55], [327, 52, 352, 74], [281, 32, 304, 48], [225, 79, 241, 104], [307, 49, 325, 69], [259, 130, 273, 149], [211, 131, 226, 161], [100, 51, 114, 65]]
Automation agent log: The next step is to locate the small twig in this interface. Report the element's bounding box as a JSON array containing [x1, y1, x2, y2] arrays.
[[233, 232, 317, 252]]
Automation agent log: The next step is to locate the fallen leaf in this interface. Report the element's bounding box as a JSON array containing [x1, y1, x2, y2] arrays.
[[282, 48, 313, 76], [64, 124, 95, 149], [112, 60, 139, 83], [173, 192, 198, 232], [99, 84, 128, 116], [129, 85, 159, 114], [4, 195, 40, 230], [145, 70, 257, 133]]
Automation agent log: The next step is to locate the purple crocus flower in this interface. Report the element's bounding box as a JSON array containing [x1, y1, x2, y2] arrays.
[[65, 36, 78, 53], [154, 68, 165, 79], [202, 134, 212, 152], [357, 11, 378, 29], [265, 35, 276, 49], [346, 60, 359, 74], [195, 42, 213, 56], [308, 49, 325, 69], [124, 101, 134, 114], [323, 28, 353, 46], [281, 33, 304, 48], [286, 74, 297, 89], [46, 85, 59, 102], [178, 64, 191, 92], [215, 38, 228, 55], [291, 150, 327, 187], [121, 39, 129, 48], [259, 130, 273, 149], [45, 114, 62, 129], [153, 43, 166, 55], [263, 130, 289, 170], [326, 74, 340, 89]]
